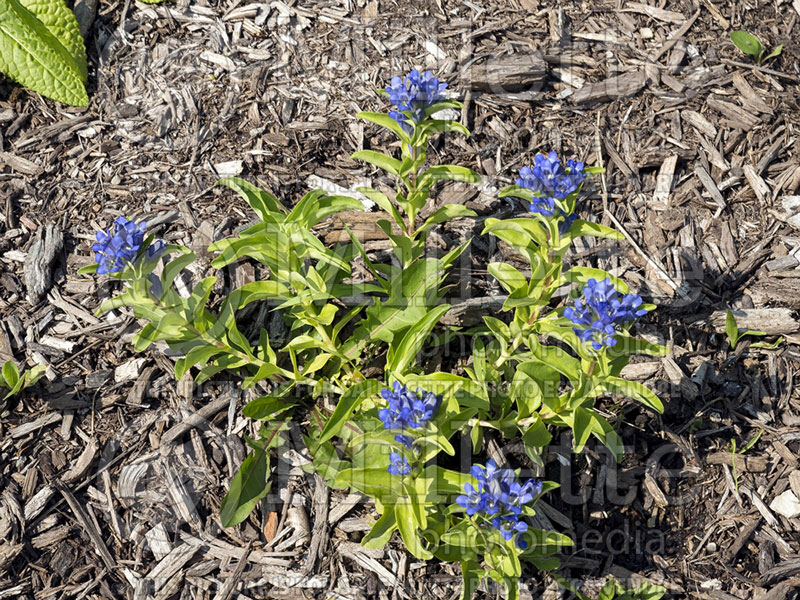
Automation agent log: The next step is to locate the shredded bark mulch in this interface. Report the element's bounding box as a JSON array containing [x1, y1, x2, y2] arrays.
[[1, 0, 800, 598]]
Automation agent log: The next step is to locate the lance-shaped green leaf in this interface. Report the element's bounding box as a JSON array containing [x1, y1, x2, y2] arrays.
[[351, 150, 402, 177], [595, 376, 664, 413], [216, 177, 286, 220], [356, 111, 411, 142], [0, 0, 88, 105], [219, 442, 272, 527], [315, 379, 382, 448], [386, 304, 451, 374]]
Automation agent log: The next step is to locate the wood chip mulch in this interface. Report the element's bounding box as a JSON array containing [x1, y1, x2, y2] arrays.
[[1, 0, 800, 598]]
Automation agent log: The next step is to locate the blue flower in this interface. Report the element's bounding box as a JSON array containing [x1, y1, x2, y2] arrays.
[[394, 434, 415, 449], [516, 152, 586, 200], [386, 70, 448, 126], [492, 514, 528, 541], [564, 278, 647, 350], [456, 482, 486, 516], [388, 452, 411, 475], [514, 152, 586, 231], [92, 217, 147, 274], [378, 381, 442, 431], [457, 460, 542, 548], [146, 239, 167, 260]]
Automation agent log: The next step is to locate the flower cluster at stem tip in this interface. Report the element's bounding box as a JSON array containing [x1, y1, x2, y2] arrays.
[[385, 69, 448, 131], [456, 460, 543, 548], [92, 217, 166, 274], [516, 151, 586, 232], [378, 382, 442, 471], [564, 277, 647, 350]]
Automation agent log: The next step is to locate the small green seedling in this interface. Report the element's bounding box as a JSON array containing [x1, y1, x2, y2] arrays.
[[729, 429, 763, 493], [555, 575, 666, 600], [730, 30, 782, 66], [725, 309, 767, 350], [598, 578, 667, 600], [0, 360, 45, 402]]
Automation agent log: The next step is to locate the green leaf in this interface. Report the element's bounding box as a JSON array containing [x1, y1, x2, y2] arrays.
[[351, 150, 402, 176], [726, 309, 739, 349], [488, 262, 528, 294], [356, 111, 411, 142], [395, 502, 432, 559], [242, 383, 296, 420], [598, 376, 664, 413], [460, 559, 483, 600], [20, 0, 87, 82], [483, 217, 548, 248], [362, 506, 397, 548], [216, 177, 286, 220], [315, 380, 382, 448], [1, 361, 20, 390], [730, 30, 763, 58], [417, 165, 481, 190], [563, 266, 629, 294], [356, 187, 406, 233], [0, 0, 88, 105], [762, 44, 783, 63], [387, 304, 451, 375], [421, 119, 471, 137], [219, 444, 272, 527], [416, 204, 477, 236], [751, 336, 783, 349], [569, 219, 624, 241]]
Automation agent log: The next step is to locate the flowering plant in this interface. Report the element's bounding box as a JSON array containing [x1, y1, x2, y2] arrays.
[[81, 70, 664, 599]]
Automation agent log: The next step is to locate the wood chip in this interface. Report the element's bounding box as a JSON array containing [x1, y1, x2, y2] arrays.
[[61, 440, 98, 483], [460, 53, 547, 93], [24, 223, 63, 305], [708, 308, 799, 335], [572, 70, 647, 104]]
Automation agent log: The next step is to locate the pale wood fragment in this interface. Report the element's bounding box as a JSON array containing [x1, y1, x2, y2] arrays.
[[707, 95, 760, 130], [708, 308, 799, 335], [460, 53, 547, 93], [743, 165, 772, 203], [681, 110, 716, 138], [24, 223, 63, 305], [694, 165, 726, 210], [61, 440, 98, 483], [653, 154, 678, 207], [572, 71, 647, 104], [10, 413, 61, 439]]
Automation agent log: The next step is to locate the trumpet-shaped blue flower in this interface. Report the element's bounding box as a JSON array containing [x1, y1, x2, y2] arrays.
[[388, 452, 411, 475], [378, 381, 442, 430], [516, 151, 586, 200], [379, 382, 442, 474], [564, 278, 647, 350], [492, 514, 529, 542], [386, 70, 448, 126], [515, 152, 586, 231], [456, 460, 542, 548], [92, 217, 147, 275]]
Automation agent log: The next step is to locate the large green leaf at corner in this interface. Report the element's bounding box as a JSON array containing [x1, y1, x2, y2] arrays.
[[19, 0, 87, 81], [0, 0, 88, 106]]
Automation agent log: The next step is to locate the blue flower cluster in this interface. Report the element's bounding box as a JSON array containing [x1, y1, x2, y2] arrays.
[[456, 460, 543, 548], [92, 217, 147, 274], [379, 382, 442, 474], [564, 278, 647, 350], [386, 69, 448, 130], [516, 151, 586, 232]]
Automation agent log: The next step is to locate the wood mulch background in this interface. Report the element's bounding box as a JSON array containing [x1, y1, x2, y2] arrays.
[[2, 0, 800, 598]]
